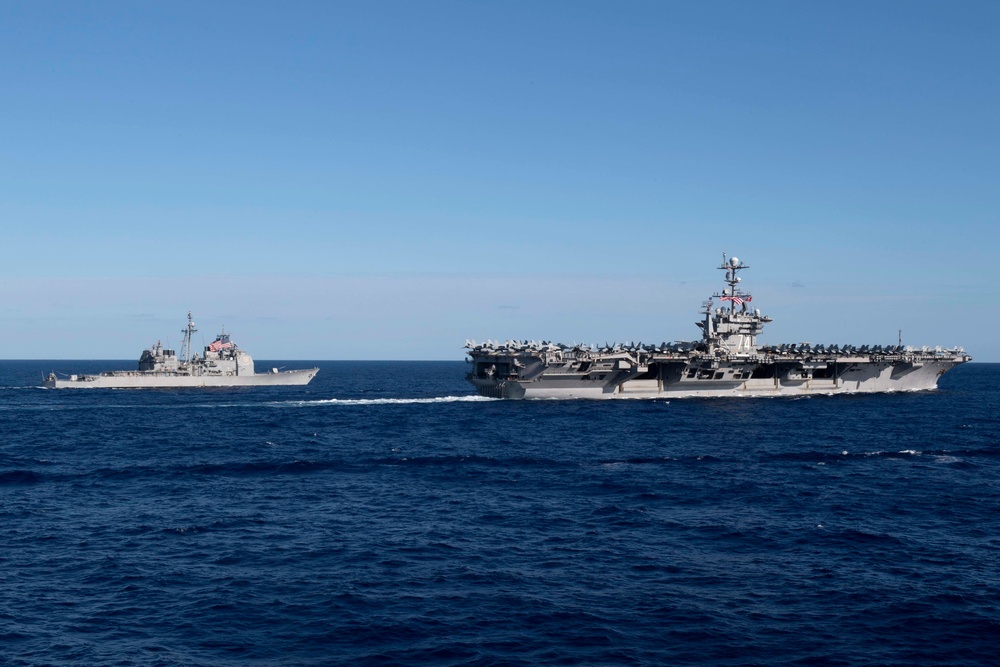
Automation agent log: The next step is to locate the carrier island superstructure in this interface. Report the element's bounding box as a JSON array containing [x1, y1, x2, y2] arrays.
[[44, 313, 318, 388], [465, 255, 970, 399]]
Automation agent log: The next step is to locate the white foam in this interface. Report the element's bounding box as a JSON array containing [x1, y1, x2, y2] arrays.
[[0, 395, 498, 412], [276, 395, 498, 407]]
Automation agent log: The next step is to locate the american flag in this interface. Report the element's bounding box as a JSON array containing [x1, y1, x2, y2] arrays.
[[721, 295, 752, 306], [208, 338, 234, 352]]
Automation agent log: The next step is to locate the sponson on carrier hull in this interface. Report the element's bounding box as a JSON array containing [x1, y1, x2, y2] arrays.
[[44, 312, 318, 388], [464, 255, 970, 399]]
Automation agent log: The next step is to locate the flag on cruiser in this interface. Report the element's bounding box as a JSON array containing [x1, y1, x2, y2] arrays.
[[208, 337, 234, 352], [721, 295, 752, 306]]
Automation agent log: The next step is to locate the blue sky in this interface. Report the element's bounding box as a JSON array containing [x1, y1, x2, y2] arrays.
[[1, 1, 996, 360]]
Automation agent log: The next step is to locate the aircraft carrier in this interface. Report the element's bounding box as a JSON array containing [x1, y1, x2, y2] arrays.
[[465, 255, 970, 399], [44, 313, 318, 388]]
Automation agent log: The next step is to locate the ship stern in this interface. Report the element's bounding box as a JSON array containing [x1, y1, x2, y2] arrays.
[[467, 374, 526, 399]]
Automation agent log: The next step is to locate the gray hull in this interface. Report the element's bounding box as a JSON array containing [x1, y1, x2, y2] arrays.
[[44, 367, 318, 389], [471, 360, 959, 400]]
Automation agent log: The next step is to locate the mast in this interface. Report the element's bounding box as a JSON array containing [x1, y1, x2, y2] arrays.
[[180, 311, 197, 365], [716, 253, 750, 311]]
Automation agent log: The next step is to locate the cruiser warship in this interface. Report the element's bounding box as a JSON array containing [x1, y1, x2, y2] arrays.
[[44, 313, 318, 389], [465, 255, 970, 399]]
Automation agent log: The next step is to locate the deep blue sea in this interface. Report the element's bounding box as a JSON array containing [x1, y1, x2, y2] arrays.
[[2, 360, 998, 666]]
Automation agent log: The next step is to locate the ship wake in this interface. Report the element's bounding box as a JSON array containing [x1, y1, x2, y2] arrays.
[[276, 395, 497, 407]]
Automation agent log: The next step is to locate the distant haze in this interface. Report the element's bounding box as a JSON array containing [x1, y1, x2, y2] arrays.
[[0, 271, 981, 360]]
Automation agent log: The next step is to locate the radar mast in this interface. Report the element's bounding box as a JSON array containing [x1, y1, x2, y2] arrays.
[[715, 253, 750, 312], [179, 311, 197, 365]]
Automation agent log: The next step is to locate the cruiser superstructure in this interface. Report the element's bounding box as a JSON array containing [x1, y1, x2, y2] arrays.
[[44, 313, 318, 388], [465, 255, 970, 399]]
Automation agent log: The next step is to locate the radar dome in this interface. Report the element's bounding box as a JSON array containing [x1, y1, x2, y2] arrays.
[[730, 256, 739, 267]]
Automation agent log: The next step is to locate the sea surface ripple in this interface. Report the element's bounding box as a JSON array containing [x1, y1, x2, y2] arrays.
[[1, 360, 999, 666]]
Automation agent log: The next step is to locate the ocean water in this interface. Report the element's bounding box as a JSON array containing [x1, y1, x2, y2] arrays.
[[1, 360, 998, 666]]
